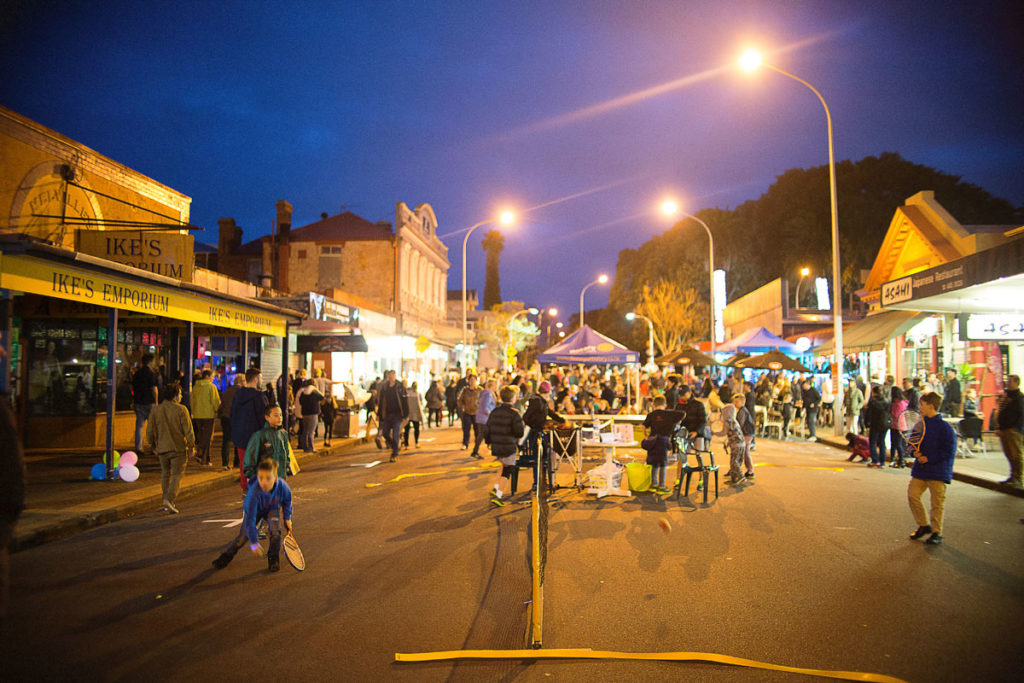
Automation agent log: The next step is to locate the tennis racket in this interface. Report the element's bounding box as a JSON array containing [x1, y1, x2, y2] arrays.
[[283, 532, 306, 571], [900, 409, 925, 457]]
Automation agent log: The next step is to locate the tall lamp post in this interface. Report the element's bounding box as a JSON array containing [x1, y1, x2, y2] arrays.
[[625, 311, 656, 369], [739, 48, 844, 435], [579, 274, 608, 329], [461, 210, 515, 353], [794, 266, 810, 308], [660, 199, 716, 355]]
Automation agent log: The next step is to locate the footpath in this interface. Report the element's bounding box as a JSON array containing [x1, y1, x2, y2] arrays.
[[816, 433, 1024, 499], [13, 430, 375, 552]]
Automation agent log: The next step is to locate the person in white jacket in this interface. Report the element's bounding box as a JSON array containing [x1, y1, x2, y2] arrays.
[[403, 381, 425, 448]]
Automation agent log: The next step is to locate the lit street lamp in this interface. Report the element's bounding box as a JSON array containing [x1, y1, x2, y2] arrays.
[[537, 307, 558, 346], [794, 266, 810, 308], [661, 199, 716, 355], [579, 274, 608, 329], [462, 210, 515, 351], [740, 48, 844, 435], [625, 311, 656, 370]]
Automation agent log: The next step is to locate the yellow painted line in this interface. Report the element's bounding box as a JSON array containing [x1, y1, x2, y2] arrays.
[[756, 463, 845, 472], [394, 648, 905, 682], [365, 461, 500, 488]]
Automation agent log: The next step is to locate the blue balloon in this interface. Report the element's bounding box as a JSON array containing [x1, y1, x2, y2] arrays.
[[90, 463, 107, 481]]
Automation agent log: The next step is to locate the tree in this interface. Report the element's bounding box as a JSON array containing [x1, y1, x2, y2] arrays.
[[607, 152, 1023, 327], [481, 229, 504, 309], [636, 279, 709, 353], [476, 301, 540, 368]]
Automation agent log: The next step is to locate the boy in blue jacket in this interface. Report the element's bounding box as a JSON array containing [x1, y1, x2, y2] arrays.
[[212, 459, 293, 572], [908, 392, 956, 546]]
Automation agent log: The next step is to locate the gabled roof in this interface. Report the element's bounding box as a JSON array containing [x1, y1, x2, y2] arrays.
[[291, 211, 392, 242]]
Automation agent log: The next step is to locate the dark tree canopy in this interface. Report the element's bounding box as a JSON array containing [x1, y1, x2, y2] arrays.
[[481, 229, 504, 309], [599, 152, 1023, 351]]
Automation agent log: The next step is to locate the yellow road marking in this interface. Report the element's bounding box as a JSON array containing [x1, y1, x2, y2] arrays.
[[395, 648, 905, 682]]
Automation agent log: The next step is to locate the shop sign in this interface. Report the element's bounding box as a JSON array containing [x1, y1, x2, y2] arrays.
[[0, 253, 288, 336], [76, 230, 194, 281], [961, 313, 1024, 341], [308, 293, 356, 324], [295, 335, 368, 353], [882, 239, 1024, 307]]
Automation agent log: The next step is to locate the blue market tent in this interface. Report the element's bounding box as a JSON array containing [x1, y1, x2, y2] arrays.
[[537, 325, 640, 365], [716, 327, 799, 354]]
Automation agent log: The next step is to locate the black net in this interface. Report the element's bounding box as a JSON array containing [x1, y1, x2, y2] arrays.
[[535, 435, 550, 585]]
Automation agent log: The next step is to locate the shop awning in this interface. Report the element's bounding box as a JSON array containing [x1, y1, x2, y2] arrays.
[[815, 309, 928, 355], [0, 240, 302, 337]]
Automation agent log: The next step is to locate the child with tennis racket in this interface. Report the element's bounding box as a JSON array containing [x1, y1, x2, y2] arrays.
[[906, 392, 956, 546], [212, 459, 293, 572]]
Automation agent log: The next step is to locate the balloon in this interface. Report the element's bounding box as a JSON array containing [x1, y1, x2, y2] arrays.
[[119, 465, 140, 482], [118, 451, 138, 467], [90, 463, 107, 481]]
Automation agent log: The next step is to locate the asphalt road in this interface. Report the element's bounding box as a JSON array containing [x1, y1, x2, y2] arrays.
[[3, 425, 1023, 682]]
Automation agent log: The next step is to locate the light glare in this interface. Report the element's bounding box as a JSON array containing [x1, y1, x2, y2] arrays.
[[499, 210, 515, 226], [739, 49, 763, 72]]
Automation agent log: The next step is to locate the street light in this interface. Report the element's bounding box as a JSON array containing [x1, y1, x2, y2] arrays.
[[740, 48, 844, 435], [462, 210, 516, 351], [794, 266, 810, 308], [661, 199, 716, 355], [579, 274, 608, 329], [539, 307, 558, 346], [626, 311, 656, 369]]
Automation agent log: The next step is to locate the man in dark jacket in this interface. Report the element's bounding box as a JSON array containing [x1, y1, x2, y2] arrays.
[[522, 381, 564, 460], [802, 379, 822, 441], [375, 370, 408, 462], [486, 386, 525, 506], [230, 368, 270, 492], [908, 392, 957, 545], [864, 386, 891, 468], [940, 368, 962, 417], [996, 374, 1024, 488], [677, 385, 708, 449], [131, 353, 159, 455]]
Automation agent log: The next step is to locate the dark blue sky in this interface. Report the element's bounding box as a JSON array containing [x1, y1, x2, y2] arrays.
[[3, 1, 1022, 324]]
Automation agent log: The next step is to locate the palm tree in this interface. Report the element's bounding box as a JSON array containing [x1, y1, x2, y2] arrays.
[[481, 229, 504, 309]]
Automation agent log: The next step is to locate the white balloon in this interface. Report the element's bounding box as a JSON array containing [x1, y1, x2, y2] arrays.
[[119, 465, 140, 482]]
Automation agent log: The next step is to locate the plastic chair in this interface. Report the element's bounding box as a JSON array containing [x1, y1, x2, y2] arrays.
[[672, 437, 719, 504], [956, 415, 985, 457], [763, 403, 784, 439]]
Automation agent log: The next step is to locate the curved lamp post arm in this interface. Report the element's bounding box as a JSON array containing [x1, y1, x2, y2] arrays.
[[680, 212, 715, 355], [461, 219, 492, 349], [764, 63, 843, 435]]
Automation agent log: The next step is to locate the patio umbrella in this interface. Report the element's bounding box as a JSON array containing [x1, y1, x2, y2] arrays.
[[734, 349, 813, 373], [657, 346, 717, 367], [724, 352, 750, 367]]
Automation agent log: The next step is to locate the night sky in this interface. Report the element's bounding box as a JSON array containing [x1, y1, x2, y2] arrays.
[[3, 1, 1022, 326]]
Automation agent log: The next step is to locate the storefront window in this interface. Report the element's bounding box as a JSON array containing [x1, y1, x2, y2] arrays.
[[25, 320, 168, 417]]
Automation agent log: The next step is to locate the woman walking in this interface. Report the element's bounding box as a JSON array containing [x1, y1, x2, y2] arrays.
[[321, 390, 337, 448], [404, 381, 424, 447], [146, 383, 196, 514], [425, 380, 444, 428]]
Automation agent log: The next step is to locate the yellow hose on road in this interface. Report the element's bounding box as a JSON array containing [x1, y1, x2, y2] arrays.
[[395, 648, 906, 682]]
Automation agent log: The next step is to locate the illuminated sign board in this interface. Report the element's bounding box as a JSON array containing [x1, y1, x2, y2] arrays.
[[961, 314, 1024, 341], [76, 230, 194, 281]]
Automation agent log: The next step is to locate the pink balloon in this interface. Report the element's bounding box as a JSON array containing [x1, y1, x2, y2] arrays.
[[119, 465, 140, 482], [119, 451, 138, 467]]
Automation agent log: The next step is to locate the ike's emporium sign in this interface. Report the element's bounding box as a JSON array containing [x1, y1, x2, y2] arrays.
[[0, 253, 288, 337], [76, 230, 194, 281]]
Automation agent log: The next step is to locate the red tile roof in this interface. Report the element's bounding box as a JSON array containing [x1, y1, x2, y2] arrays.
[[290, 211, 393, 242]]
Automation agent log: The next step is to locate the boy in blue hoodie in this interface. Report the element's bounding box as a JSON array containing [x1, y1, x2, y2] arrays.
[[212, 459, 293, 572], [908, 392, 956, 546]]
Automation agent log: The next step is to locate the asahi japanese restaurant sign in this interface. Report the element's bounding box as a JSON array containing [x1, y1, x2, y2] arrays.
[[75, 230, 194, 281]]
